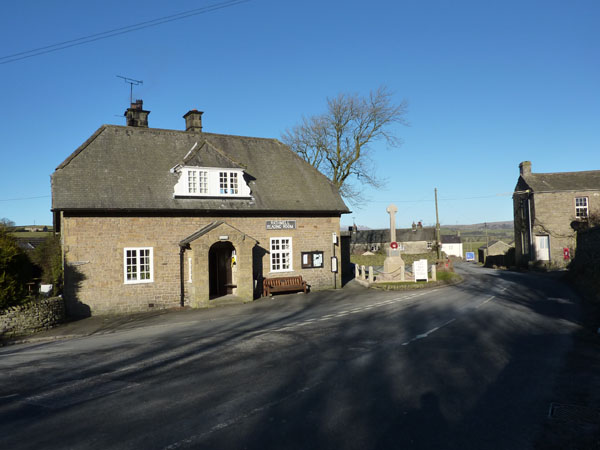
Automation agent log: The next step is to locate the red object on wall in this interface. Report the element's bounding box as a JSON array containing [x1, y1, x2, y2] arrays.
[[563, 248, 570, 260], [390, 242, 398, 249]]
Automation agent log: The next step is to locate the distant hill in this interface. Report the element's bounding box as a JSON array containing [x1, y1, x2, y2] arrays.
[[441, 221, 514, 246], [443, 221, 513, 231]]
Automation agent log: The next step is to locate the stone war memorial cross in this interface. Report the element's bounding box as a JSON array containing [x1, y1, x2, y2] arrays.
[[383, 203, 405, 280]]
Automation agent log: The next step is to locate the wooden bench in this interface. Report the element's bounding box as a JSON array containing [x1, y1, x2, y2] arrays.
[[263, 276, 307, 297]]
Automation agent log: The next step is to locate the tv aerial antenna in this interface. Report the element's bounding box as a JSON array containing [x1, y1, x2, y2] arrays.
[[116, 75, 143, 104]]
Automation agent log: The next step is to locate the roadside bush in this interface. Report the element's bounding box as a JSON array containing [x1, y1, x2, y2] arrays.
[[0, 225, 33, 309]]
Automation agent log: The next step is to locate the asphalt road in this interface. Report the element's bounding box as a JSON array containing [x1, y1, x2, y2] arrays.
[[0, 263, 582, 449]]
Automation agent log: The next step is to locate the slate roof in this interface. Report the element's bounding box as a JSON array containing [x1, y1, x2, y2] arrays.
[[52, 125, 349, 214], [441, 235, 462, 244], [351, 227, 436, 244], [479, 240, 512, 250], [517, 169, 600, 193], [15, 237, 47, 251]]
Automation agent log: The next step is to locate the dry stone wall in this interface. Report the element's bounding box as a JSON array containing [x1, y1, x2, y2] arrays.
[[0, 297, 65, 338]]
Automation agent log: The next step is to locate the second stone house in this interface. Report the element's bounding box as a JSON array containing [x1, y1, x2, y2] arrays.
[[513, 161, 600, 267], [52, 101, 349, 316]]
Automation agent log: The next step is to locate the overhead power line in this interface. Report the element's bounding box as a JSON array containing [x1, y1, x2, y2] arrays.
[[0, 0, 250, 65], [0, 195, 51, 202], [369, 192, 513, 204]]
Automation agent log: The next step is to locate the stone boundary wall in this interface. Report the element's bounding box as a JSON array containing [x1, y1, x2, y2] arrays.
[[570, 226, 600, 302], [0, 297, 65, 337]]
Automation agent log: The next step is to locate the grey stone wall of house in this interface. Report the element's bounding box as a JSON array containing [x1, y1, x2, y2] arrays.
[[0, 297, 65, 337], [62, 215, 342, 315], [514, 189, 600, 267], [532, 191, 597, 267]]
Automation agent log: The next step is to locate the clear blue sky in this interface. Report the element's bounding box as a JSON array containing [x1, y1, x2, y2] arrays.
[[1, 0, 598, 229]]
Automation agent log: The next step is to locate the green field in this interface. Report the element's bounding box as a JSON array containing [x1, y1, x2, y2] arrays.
[[10, 231, 53, 239]]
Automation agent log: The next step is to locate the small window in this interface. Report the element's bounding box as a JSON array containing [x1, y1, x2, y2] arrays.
[[230, 172, 238, 194], [270, 237, 292, 272], [188, 170, 197, 194], [219, 172, 229, 194], [124, 247, 153, 284], [427, 241, 433, 250], [575, 197, 588, 219], [198, 171, 208, 194], [219, 172, 238, 195]]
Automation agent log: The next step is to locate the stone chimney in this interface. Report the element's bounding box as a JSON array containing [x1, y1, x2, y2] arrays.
[[417, 221, 423, 230], [124, 100, 150, 128], [412, 222, 417, 232], [184, 109, 203, 132], [519, 161, 532, 176]]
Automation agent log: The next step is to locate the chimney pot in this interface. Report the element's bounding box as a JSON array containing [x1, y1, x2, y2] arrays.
[[519, 161, 532, 176], [184, 109, 203, 132]]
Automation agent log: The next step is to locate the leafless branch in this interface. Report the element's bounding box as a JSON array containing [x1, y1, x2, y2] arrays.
[[282, 86, 408, 205]]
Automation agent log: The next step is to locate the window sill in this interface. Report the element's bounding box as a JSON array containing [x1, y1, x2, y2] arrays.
[[124, 279, 154, 285]]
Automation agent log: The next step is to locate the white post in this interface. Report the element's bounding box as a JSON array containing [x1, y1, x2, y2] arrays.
[[355, 263, 360, 279], [368, 266, 374, 283], [361, 265, 366, 280], [431, 264, 436, 281]]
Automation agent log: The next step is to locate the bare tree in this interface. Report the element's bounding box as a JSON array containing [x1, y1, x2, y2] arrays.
[[282, 86, 408, 204], [0, 218, 15, 228]]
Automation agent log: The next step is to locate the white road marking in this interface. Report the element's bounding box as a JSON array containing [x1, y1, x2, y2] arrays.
[[0, 393, 19, 399], [402, 318, 456, 346], [271, 289, 442, 333], [476, 295, 495, 309], [163, 383, 322, 449]]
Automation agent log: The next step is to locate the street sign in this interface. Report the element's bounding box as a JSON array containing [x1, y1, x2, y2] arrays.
[[466, 251, 475, 261]]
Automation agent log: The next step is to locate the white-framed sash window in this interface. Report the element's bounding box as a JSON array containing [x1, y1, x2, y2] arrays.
[[124, 247, 154, 284], [575, 197, 588, 219], [270, 237, 292, 272]]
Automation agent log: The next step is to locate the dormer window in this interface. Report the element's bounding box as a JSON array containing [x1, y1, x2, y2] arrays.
[[174, 166, 250, 198]]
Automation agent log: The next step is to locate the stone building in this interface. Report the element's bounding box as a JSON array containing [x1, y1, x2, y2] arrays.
[[513, 161, 600, 267], [478, 240, 513, 266], [52, 101, 349, 315], [350, 222, 436, 254]]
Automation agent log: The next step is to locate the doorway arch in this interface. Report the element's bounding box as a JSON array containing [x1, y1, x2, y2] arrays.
[[208, 241, 236, 299]]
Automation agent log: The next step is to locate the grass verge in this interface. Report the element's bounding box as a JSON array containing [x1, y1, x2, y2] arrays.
[[370, 271, 462, 291]]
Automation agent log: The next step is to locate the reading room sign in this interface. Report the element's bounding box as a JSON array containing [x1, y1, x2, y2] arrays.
[[266, 220, 296, 230]]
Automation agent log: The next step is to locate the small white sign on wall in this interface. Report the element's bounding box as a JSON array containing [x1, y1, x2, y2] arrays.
[[413, 259, 428, 282]]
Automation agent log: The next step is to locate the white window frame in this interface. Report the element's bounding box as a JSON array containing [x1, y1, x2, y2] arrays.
[[174, 166, 250, 198], [198, 170, 208, 194], [575, 196, 588, 219], [270, 237, 293, 273], [124, 247, 154, 284], [188, 170, 198, 194]]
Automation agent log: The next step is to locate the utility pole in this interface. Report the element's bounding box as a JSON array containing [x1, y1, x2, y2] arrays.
[[484, 221, 489, 264], [435, 188, 441, 259]]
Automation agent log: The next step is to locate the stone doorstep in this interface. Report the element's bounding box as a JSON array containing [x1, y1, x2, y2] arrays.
[[207, 295, 248, 307]]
